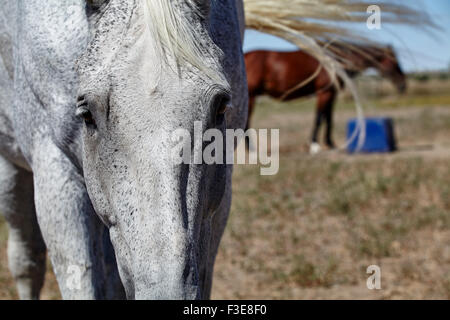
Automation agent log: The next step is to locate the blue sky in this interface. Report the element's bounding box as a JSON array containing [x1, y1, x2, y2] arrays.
[[243, 1, 450, 72]]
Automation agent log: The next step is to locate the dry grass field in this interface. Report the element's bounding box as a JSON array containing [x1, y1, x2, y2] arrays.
[[1, 77, 450, 299]]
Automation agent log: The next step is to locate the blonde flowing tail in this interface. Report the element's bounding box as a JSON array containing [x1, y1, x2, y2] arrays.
[[244, 0, 435, 150]]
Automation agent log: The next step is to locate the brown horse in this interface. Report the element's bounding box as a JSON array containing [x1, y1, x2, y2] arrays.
[[245, 44, 407, 152]]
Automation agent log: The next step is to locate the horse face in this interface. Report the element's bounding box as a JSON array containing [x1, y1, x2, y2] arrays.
[[381, 48, 407, 94], [76, 0, 246, 299]]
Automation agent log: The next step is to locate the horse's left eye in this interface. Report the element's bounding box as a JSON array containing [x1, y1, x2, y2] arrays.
[[214, 95, 231, 126], [217, 100, 229, 116]]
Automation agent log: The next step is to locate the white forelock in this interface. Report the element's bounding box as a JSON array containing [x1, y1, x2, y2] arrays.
[[143, 0, 222, 82]]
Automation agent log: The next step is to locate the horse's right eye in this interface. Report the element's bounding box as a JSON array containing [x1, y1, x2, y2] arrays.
[[76, 95, 96, 127], [76, 107, 96, 127]]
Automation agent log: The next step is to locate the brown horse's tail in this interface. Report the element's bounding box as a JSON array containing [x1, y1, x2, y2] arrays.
[[243, 0, 435, 149]]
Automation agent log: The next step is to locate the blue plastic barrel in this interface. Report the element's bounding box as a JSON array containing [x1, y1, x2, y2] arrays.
[[347, 117, 397, 153]]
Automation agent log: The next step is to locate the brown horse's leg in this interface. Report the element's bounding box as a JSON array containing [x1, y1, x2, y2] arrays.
[[311, 108, 323, 145], [323, 89, 337, 148], [311, 92, 329, 145]]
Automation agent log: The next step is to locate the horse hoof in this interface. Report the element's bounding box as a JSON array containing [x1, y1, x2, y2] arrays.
[[309, 143, 321, 155]]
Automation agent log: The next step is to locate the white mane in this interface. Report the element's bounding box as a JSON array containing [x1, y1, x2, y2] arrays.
[[143, 0, 221, 82]]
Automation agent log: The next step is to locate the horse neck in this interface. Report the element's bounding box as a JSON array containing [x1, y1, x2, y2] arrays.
[[339, 45, 387, 74], [358, 46, 388, 72]]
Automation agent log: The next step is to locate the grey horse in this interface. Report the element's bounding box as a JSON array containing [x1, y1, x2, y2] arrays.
[[0, 0, 247, 299]]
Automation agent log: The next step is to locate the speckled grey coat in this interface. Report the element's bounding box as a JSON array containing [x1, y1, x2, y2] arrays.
[[0, 0, 247, 299]]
